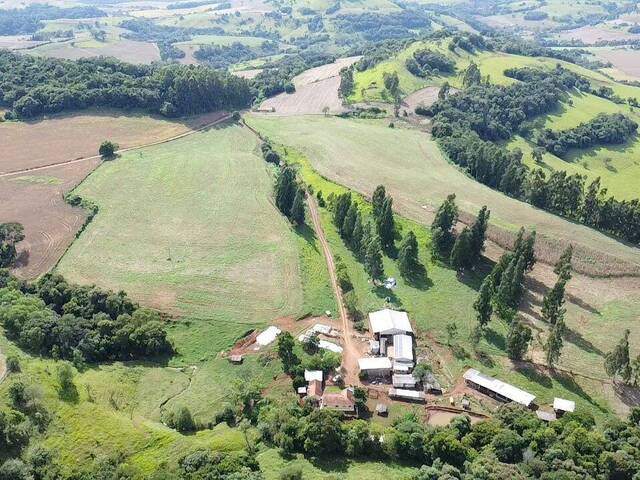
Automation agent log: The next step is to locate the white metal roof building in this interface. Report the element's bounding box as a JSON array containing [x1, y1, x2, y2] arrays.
[[255, 326, 281, 346], [304, 370, 323, 382], [553, 397, 576, 413], [392, 374, 418, 388], [463, 368, 536, 407], [358, 357, 392, 371], [393, 334, 414, 363], [389, 388, 426, 402], [369, 309, 413, 336]]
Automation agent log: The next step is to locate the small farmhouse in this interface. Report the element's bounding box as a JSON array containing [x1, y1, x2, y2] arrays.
[[369, 309, 413, 337], [321, 388, 356, 414], [553, 397, 576, 416]]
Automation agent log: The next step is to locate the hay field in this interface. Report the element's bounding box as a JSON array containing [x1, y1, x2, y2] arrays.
[[30, 37, 160, 64], [246, 114, 640, 276], [56, 122, 308, 362]]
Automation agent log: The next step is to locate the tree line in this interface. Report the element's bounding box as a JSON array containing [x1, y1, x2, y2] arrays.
[[0, 51, 252, 119], [0, 270, 173, 364], [406, 48, 456, 78], [0, 223, 24, 268], [0, 4, 105, 35], [421, 65, 640, 245], [535, 113, 637, 158]]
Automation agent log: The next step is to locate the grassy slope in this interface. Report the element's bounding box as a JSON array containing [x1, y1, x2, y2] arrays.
[[351, 38, 640, 200], [246, 115, 640, 270], [269, 139, 617, 420], [56, 122, 316, 364], [0, 122, 336, 475]]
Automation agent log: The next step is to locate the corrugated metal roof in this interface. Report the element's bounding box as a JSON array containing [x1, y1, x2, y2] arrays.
[[389, 388, 426, 400], [463, 368, 536, 406], [304, 370, 323, 382], [369, 309, 413, 334], [393, 334, 413, 362], [553, 397, 575, 412], [358, 357, 392, 370], [392, 374, 417, 387]]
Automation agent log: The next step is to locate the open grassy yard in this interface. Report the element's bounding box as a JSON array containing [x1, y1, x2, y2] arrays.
[[56, 122, 332, 365], [246, 114, 640, 276]]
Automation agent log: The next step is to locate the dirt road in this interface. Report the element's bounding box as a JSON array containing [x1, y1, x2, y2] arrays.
[[307, 193, 360, 386], [0, 349, 7, 385]]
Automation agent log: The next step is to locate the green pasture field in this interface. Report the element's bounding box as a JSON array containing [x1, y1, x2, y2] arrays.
[[174, 34, 270, 47], [246, 114, 640, 274], [265, 135, 627, 420], [57, 122, 333, 365]]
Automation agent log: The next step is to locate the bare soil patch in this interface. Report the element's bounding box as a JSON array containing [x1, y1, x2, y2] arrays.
[[0, 160, 100, 279], [258, 56, 361, 116], [595, 48, 640, 80], [558, 25, 640, 44], [233, 68, 263, 80], [1, 109, 225, 174], [33, 38, 161, 64]]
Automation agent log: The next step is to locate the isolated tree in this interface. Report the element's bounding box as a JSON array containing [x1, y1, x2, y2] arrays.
[[342, 202, 358, 242], [469, 206, 490, 265], [450, 227, 473, 271], [462, 62, 481, 88], [275, 166, 297, 218], [0, 222, 25, 268], [383, 71, 400, 103], [398, 231, 419, 278], [446, 322, 458, 346], [333, 192, 352, 232], [372, 185, 386, 219], [98, 140, 118, 159], [506, 320, 532, 361], [605, 329, 632, 383], [302, 333, 320, 355], [473, 277, 493, 328], [541, 278, 566, 325], [532, 147, 545, 164], [290, 187, 306, 225], [431, 194, 459, 255], [57, 363, 74, 395], [544, 317, 565, 369], [277, 332, 298, 373], [351, 212, 364, 253], [376, 197, 396, 250], [554, 244, 573, 282], [364, 234, 384, 280], [412, 362, 432, 382]]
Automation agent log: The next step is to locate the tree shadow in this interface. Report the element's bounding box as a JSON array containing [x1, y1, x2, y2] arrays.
[[514, 363, 552, 389], [485, 327, 506, 351], [613, 382, 640, 408], [563, 327, 604, 357], [373, 285, 403, 308], [451, 344, 470, 360], [309, 455, 350, 473], [13, 249, 30, 268], [403, 264, 433, 291], [475, 350, 495, 368], [455, 268, 485, 291], [294, 223, 321, 254], [551, 370, 603, 409]]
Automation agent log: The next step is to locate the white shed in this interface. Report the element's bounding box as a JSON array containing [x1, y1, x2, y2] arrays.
[[553, 397, 575, 414], [392, 374, 418, 388], [369, 309, 413, 336], [304, 370, 323, 382], [358, 357, 392, 377], [463, 368, 536, 407]]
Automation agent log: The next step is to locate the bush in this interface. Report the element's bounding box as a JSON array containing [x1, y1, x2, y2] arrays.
[[164, 405, 197, 433], [284, 82, 296, 94], [279, 465, 303, 480], [6, 355, 20, 373]]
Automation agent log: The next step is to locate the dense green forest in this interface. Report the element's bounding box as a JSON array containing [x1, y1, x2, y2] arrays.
[[0, 51, 252, 118], [420, 66, 640, 245], [0, 4, 106, 35]]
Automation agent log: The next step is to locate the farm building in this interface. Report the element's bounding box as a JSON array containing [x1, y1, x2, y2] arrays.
[[228, 355, 243, 364], [553, 398, 576, 416], [369, 309, 413, 337], [463, 368, 536, 407], [393, 334, 414, 364], [321, 388, 356, 414], [376, 403, 388, 416], [392, 374, 418, 388], [389, 388, 426, 403], [255, 326, 281, 346], [536, 410, 557, 422], [393, 360, 412, 373], [304, 370, 323, 382], [423, 372, 443, 394], [358, 357, 392, 378], [307, 380, 323, 398]]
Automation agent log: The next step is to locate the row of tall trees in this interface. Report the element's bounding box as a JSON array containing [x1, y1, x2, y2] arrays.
[[430, 194, 490, 272], [274, 166, 305, 226], [423, 65, 640, 245]]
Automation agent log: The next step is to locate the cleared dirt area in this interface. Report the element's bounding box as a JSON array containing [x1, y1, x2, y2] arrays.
[[233, 68, 263, 79], [31, 38, 161, 64], [1, 110, 225, 174], [0, 35, 47, 49], [0, 160, 99, 279], [594, 48, 640, 80], [558, 25, 640, 44], [258, 56, 360, 116]]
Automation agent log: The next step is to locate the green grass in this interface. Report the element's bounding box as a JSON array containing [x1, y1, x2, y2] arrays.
[[56, 122, 331, 365], [246, 115, 640, 272], [258, 449, 416, 480], [251, 115, 640, 419], [175, 34, 270, 47]]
